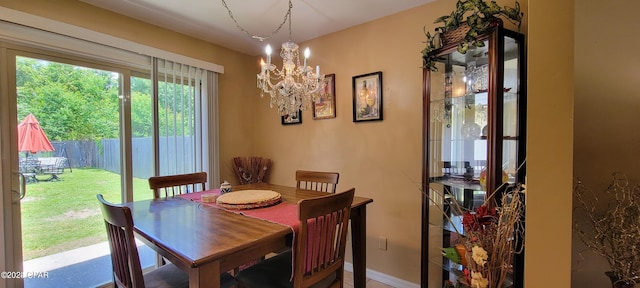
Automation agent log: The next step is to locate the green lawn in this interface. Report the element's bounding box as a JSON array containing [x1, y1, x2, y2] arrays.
[[21, 168, 153, 260]]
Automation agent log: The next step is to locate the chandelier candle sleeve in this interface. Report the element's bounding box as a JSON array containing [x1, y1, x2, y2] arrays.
[[266, 45, 272, 67], [303, 48, 309, 72]]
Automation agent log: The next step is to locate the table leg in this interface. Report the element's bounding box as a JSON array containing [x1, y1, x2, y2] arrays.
[[189, 261, 220, 288], [350, 205, 367, 288]]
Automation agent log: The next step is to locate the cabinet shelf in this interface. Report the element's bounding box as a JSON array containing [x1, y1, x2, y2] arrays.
[[428, 91, 517, 104], [442, 215, 464, 235], [429, 176, 483, 191], [429, 255, 464, 274], [480, 136, 519, 140]]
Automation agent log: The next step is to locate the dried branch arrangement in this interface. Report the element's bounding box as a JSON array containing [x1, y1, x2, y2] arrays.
[[232, 156, 272, 184], [574, 173, 640, 286], [428, 183, 526, 288]]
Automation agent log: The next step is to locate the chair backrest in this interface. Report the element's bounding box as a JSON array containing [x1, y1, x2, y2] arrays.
[[295, 170, 340, 193], [97, 194, 146, 288], [293, 188, 355, 288], [148, 172, 207, 199]]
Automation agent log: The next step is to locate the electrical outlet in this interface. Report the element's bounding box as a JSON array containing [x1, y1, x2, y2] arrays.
[[378, 236, 387, 251]]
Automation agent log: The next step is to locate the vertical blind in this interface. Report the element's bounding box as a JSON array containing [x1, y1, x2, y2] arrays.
[[154, 59, 219, 186]]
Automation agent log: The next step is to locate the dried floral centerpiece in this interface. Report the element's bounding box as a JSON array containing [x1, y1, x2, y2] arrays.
[[231, 156, 272, 184], [574, 173, 640, 287], [430, 184, 526, 288]]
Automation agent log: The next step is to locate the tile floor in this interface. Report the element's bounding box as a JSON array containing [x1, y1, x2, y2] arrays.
[[24, 241, 398, 288]]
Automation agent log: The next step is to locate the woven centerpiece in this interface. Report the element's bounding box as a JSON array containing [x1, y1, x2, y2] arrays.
[[216, 189, 282, 210]]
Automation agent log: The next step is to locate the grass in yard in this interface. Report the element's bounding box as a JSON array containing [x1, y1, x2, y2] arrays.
[[21, 168, 153, 260]]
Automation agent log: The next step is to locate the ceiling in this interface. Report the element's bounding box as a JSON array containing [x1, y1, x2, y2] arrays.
[[80, 0, 435, 56]]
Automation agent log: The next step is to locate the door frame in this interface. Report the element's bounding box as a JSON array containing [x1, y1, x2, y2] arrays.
[[0, 42, 22, 288]]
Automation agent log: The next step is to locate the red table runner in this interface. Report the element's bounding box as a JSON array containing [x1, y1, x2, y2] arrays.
[[179, 189, 300, 228]]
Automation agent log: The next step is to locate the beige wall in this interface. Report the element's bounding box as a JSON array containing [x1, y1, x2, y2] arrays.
[[0, 0, 591, 286], [526, 0, 574, 287], [572, 0, 640, 287], [252, 0, 529, 284], [252, 3, 432, 281], [0, 0, 258, 184]]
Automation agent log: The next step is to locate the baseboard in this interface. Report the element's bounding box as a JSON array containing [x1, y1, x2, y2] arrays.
[[344, 262, 420, 288]]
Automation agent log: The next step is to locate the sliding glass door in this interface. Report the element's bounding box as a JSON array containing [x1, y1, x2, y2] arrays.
[[10, 51, 139, 287], [0, 26, 218, 288]]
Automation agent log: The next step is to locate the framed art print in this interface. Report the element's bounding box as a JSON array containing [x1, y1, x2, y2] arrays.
[[352, 71, 383, 122], [313, 73, 336, 119], [281, 110, 302, 125]]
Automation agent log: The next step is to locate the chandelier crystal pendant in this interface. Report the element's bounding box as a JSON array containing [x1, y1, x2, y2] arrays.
[[254, 2, 324, 117]]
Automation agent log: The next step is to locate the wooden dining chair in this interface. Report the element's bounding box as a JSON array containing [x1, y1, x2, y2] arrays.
[[97, 194, 237, 288], [295, 170, 340, 193], [235, 188, 355, 288], [148, 172, 207, 199]]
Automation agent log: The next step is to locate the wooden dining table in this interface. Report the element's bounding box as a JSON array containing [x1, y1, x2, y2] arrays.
[[124, 183, 373, 288]]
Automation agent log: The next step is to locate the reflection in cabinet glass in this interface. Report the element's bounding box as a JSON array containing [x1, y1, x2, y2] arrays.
[[421, 23, 526, 288]]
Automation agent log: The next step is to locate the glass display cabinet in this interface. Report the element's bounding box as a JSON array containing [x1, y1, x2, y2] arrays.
[[421, 23, 526, 288]]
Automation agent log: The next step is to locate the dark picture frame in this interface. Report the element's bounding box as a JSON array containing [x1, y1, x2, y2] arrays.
[[352, 71, 383, 122], [313, 73, 336, 119], [281, 110, 302, 125]]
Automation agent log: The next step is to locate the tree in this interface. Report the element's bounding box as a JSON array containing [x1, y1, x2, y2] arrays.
[[16, 57, 193, 141]]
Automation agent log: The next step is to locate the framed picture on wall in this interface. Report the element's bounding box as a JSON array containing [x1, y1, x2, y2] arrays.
[[281, 110, 302, 125], [313, 73, 336, 119], [352, 71, 383, 122]]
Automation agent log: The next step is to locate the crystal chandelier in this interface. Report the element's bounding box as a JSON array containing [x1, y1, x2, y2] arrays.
[[221, 0, 324, 116], [256, 2, 324, 116]]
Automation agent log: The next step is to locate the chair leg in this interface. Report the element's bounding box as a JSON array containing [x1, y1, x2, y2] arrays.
[[155, 253, 166, 267], [25, 174, 37, 184]]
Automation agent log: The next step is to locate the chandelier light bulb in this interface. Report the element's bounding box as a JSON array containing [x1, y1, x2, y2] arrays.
[[265, 44, 272, 67], [303, 47, 310, 72]]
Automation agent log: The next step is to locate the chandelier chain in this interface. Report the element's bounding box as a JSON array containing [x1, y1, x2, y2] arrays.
[[221, 0, 293, 42]]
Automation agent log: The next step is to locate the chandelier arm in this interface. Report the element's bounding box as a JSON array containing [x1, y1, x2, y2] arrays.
[[221, 0, 292, 41]]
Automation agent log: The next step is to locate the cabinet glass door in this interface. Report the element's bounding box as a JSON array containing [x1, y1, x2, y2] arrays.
[[428, 41, 490, 188], [502, 35, 523, 183], [426, 38, 492, 286]]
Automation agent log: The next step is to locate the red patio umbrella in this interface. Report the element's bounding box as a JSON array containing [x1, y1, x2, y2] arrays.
[[17, 113, 55, 154]]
